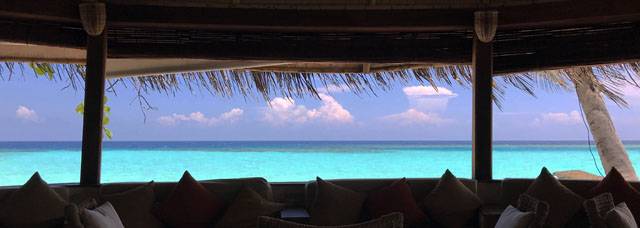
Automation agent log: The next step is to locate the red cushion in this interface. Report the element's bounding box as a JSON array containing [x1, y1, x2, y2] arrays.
[[366, 178, 428, 227], [589, 167, 640, 224], [156, 171, 226, 228]]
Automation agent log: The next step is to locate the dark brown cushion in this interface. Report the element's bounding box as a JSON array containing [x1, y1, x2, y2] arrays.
[[216, 187, 284, 228], [309, 177, 367, 226], [366, 178, 427, 227], [423, 170, 482, 228], [65, 199, 99, 228], [517, 194, 549, 228], [525, 167, 584, 228], [156, 171, 226, 228], [585, 193, 616, 228], [589, 167, 640, 225], [0, 172, 68, 228], [259, 212, 403, 228], [100, 181, 163, 228]]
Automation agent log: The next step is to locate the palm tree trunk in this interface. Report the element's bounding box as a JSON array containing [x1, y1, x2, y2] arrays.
[[568, 67, 638, 180]]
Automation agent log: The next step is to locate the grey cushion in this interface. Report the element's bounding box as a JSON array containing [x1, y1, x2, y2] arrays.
[[423, 170, 482, 228], [216, 187, 284, 228], [100, 182, 163, 228], [605, 203, 638, 228], [495, 205, 534, 228], [525, 167, 583, 228], [258, 212, 403, 228], [309, 178, 367, 226], [586, 193, 638, 228], [0, 172, 68, 228], [81, 202, 125, 228]]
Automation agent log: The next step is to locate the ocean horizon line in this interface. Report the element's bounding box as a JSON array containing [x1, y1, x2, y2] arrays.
[[1, 140, 640, 143]]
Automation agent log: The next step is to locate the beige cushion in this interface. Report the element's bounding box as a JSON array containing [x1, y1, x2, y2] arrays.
[[605, 202, 638, 228], [495, 205, 534, 228], [423, 170, 482, 228], [258, 212, 403, 228], [0, 172, 68, 228], [216, 187, 284, 228], [309, 178, 366, 226], [81, 202, 125, 228], [100, 182, 163, 228], [525, 167, 583, 228]]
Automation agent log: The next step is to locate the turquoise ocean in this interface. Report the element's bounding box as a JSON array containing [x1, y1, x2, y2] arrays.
[[1, 141, 639, 186]]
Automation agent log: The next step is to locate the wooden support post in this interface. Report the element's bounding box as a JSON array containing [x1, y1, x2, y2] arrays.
[[80, 31, 107, 185], [472, 34, 494, 181]]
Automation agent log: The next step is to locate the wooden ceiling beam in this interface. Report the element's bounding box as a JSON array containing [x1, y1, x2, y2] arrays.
[[0, 0, 639, 32], [0, 0, 79, 24], [106, 7, 472, 32], [2, 21, 639, 74], [498, 0, 640, 29], [0, 18, 86, 48]]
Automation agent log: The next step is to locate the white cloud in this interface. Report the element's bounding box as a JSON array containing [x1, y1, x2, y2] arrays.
[[158, 108, 243, 126], [403, 86, 457, 97], [531, 110, 582, 127], [382, 108, 452, 126], [317, 84, 350, 94], [263, 93, 353, 125], [402, 86, 458, 112], [15, 106, 39, 122], [382, 86, 458, 126]]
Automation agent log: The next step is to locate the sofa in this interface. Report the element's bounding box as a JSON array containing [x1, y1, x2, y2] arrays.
[[0, 177, 273, 228], [306, 178, 477, 225], [479, 178, 640, 228], [1, 176, 637, 228], [0, 178, 273, 206]]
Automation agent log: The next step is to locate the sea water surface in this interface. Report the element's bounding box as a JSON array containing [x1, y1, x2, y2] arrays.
[[1, 141, 639, 186]]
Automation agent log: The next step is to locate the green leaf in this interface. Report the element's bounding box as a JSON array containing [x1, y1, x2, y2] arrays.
[[75, 97, 113, 140], [31, 63, 46, 76], [104, 128, 112, 140], [75, 102, 85, 115]]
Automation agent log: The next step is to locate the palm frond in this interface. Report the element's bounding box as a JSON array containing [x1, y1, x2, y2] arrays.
[[500, 63, 640, 107]]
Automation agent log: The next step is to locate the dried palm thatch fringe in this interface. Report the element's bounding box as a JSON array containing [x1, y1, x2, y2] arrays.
[[1, 62, 639, 108]]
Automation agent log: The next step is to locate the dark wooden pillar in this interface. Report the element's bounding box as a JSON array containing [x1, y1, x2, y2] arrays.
[[80, 9, 107, 185], [472, 34, 494, 181]]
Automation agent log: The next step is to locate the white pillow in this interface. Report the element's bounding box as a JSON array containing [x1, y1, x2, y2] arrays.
[[605, 202, 638, 228], [495, 205, 534, 228], [81, 202, 125, 228]]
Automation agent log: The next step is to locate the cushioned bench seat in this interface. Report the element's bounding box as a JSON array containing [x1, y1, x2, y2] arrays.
[[478, 179, 640, 228], [305, 178, 478, 227]]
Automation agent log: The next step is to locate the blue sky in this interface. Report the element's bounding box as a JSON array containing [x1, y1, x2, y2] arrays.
[[1, 72, 639, 141]]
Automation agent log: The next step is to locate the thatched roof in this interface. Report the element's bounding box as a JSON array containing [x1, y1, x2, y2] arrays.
[[0, 0, 639, 105], [2, 40, 639, 109]]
